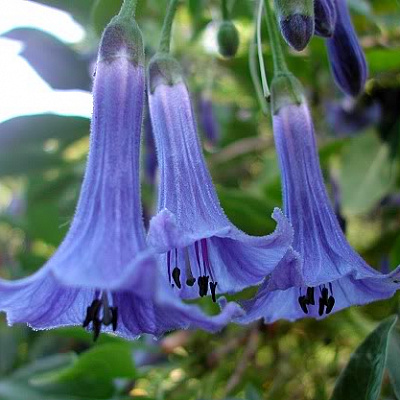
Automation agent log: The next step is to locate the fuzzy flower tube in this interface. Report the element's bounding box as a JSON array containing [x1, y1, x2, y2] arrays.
[[146, 0, 292, 304], [147, 53, 293, 304], [0, 3, 242, 340], [239, 0, 400, 324], [240, 74, 400, 323]]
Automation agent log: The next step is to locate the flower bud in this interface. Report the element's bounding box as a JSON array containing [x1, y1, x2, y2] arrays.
[[326, 0, 367, 97], [275, 0, 314, 51], [314, 0, 337, 37], [217, 21, 240, 58]]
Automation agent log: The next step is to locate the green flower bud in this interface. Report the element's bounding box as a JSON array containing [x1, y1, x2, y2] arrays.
[[217, 21, 240, 58]]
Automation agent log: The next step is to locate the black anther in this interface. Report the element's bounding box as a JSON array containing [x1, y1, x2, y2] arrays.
[[93, 318, 101, 341], [321, 287, 329, 304], [111, 307, 118, 331], [82, 306, 92, 328], [172, 267, 182, 289], [298, 296, 308, 314], [318, 297, 325, 316], [326, 296, 335, 314], [306, 287, 315, 305], [198, 276, 209, 297], [82, 299, 101, 328], [210, 282, 218, 303]]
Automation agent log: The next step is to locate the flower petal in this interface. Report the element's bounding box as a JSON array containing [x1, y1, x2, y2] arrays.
[[238, 272, 397, 324], [113, 277, 243, 338], [0, 270, 93, 329]]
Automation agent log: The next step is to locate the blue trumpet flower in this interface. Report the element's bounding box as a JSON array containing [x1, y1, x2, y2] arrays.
[[0, 14, 242, 340], [147, 54, 293, 303], [239, 75, 400, 323], [326, 0, 368, 96]]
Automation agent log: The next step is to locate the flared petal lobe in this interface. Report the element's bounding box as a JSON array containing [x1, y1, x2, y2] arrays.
[[240, 273, 397, 324], [0, 270, 94, 329], [147, 56, 293, 301], [0, 254, 243, 337], [239, 78, 400, 323], [327, 0, 367, 96]]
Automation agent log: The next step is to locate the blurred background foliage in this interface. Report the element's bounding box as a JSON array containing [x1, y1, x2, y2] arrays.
[[0, 0, 400, 399]]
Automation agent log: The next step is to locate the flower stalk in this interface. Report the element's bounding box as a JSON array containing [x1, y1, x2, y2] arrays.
[[118, 0, 139, 19], [222, 0, 229, 20], [159, 0, 180, 53], [263, 0, 288, 75]]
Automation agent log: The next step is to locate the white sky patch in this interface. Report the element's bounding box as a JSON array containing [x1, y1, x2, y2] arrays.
[[0, 0, 92, 124], [0, 0, 85, 43]]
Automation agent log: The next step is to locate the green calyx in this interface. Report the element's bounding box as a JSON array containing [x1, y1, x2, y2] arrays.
[[217, 21, 240, 58], [274, 0, 314, 18], [270, 73, 305, 114], [148, 53, 184, 93], [99, 15, 144, 65]]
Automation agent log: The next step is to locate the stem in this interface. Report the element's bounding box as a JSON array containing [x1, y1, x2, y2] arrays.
[[249, 35, 269, 115], [222, 0, 229, 20], [118, 0, 138, 18], [256, 0, 270, 100], [159, 0, 180, 53], [263, 0, 288, 74]]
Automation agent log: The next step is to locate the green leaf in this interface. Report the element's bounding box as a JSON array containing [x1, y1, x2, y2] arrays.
[[187, 0, 208, 39], [367, 49, 400, 74], [0, 354, 79, 400], [330, 315, 397, 400], [217, 186, 277, 235], [31, 343, 136, 399], [10, 354, 76, 381], [0, 115, 89, 176], [339, 131, 396, 215], [0, 325, 28, 375], [387, 329, 400, 399]]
